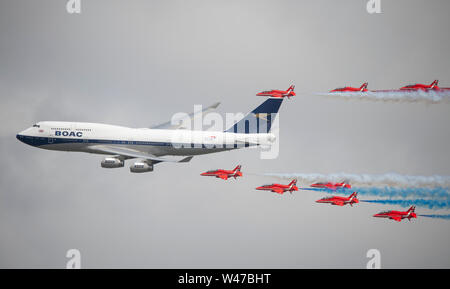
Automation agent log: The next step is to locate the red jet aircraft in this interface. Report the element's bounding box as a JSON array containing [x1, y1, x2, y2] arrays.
[[373, 206, 417, 222], [310, 180, 351, 190], [330, 82, 368, 92], [200, 165, 242, 180], [400, 80, 440, 91], [316, 192, 359, 206], [256, 179, 298, 194], [256, 85, 295, 98]]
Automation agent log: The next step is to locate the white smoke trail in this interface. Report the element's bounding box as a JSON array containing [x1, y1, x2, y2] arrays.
[[263, 172, 450, 188], [318, 90, 450, 103]]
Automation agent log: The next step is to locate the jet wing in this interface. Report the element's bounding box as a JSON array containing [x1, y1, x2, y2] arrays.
[[273, 189, 284, 194], [89, 145, 193, 163], [390, 216, 402, 222], [217, 174, 228, 180], [150, 102, 220, 130], [333, 201, 345, 206]]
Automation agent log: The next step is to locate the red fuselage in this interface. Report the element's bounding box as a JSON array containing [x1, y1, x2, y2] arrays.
[[400, 83, 438, 91], [399, 80, 450, 91], [373, 207, 417, 222], [256, 180, 298, 194], [201, 167, 242, 180], [316, 193, 359, 206], [330, 87, 367, 92], [257, 86, 295, 98], [310, 182, 351, 190], [330, 83, 368, 92]]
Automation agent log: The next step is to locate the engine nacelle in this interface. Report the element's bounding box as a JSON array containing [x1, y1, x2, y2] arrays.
[[130, 162, 154, 173], [101, 157, 124, 168]]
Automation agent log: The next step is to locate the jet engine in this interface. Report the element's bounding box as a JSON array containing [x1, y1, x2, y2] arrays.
[[101, 157, 124, 168], [130, 161, 154, 173]]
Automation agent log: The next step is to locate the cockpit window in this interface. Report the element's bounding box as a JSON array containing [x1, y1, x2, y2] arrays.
[[32, 124, 40, 128]]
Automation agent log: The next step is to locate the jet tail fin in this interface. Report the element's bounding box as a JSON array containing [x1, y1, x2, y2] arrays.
[[287, 84, 295, 92], [360, 82, 368, 91], [224, 98, 284, 134], [407, 205, 416, 213], [431, 80, 439, 89], [233, 165, 242, 172]]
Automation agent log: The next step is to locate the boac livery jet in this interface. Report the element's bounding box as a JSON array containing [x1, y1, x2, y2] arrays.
[[316, 192, 359, 206], [256, 179, 298, 194], [200, 165, 242, 180], [256, 85, 295, 98], [373, 206, 417, 222], [310, 180, 351, 190], [330, 82, 368, 92], [17, 97, 284, 173]]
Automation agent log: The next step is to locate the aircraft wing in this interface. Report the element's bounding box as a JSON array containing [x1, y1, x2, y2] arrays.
[[273, 189, 284, 194], [89, 145, 193, 163], [333, 201, 345, 206], [217, 174, 228, 180], [150, 102, 220, 130], [390, 216, 402, 222]]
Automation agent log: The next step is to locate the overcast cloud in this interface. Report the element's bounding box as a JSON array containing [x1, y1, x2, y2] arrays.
[[0, 0, 449, 268]]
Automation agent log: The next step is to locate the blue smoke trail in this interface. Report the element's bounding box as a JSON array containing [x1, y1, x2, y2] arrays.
[[352, 186, 450, 199], [361, 199, 450, 210], [418, 214, 450, 220], [299, 186, 450, 200]]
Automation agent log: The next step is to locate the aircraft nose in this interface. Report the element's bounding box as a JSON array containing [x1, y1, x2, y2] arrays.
[[16, 133, 30, 145], [16, 128, 35, 146]]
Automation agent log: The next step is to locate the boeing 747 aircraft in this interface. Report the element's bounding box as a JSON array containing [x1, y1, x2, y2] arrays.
[[16, 98, 284, 173]]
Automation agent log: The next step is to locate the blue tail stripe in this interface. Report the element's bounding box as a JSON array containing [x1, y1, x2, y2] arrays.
[[225, 98, 284, 134]]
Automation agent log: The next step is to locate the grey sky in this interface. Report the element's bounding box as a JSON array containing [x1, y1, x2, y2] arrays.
[[0, 0, 449, 268]]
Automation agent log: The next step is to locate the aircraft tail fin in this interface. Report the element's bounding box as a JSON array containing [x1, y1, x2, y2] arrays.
[[407, 205, 416, 213], [224, 98, 284, 134], [360, 82, 368, 91], [289, 179, 297, 187], [233, 165, 242, 172], [288, 179, 297, 192], [287, 84, 295, 92], [431, 80, 439, 89]]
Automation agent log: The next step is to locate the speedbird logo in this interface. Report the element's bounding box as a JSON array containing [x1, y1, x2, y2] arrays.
[[55, 131, 83, 137]]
